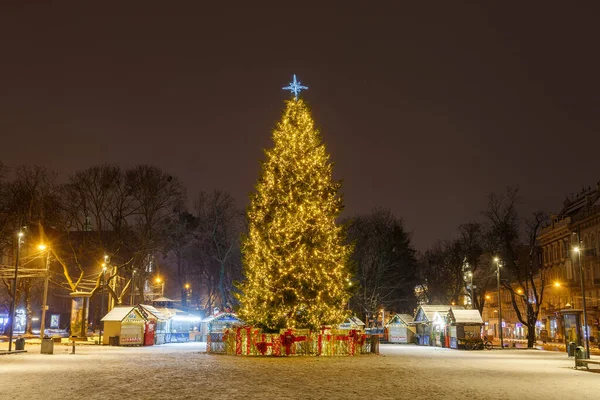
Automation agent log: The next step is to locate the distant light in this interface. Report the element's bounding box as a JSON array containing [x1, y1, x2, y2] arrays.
[[156, 277, 162, 284], [494, 257, 499, 263], [554, 282, 561, 288], [573, 246, 580, 253], [18, 232, 24, 238], [38, 244, 47, 251], [184, 284, 190, 289]]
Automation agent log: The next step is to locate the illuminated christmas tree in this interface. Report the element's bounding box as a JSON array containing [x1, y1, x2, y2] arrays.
[[238, 76, 352, 331]]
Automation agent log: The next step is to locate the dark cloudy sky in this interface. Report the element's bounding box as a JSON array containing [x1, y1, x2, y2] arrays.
[[0, 2, 599, 250]]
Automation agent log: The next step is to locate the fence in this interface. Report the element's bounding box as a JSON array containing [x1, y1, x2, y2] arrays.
[[207, 327, 372, 356]]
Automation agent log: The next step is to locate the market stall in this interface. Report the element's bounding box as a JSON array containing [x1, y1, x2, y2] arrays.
[[385, 314, 415, 344], [138, 304, 169, 345], [101, 306, 146, 346], [413, 304, 464, 346], [339, 316, 366, 331], [142, 300, 202, 343], [447, 309, 483, 349]]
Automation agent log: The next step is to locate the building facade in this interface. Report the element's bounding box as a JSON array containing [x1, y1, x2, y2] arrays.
[[481, 183, 600, 344], [538, 184, 600, 344]]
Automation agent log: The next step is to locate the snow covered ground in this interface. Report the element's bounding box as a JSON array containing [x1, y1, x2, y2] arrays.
[[1, 342, 599, 399]]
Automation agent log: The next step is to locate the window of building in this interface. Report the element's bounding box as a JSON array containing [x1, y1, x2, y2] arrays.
[[567, 260, 573, 280]]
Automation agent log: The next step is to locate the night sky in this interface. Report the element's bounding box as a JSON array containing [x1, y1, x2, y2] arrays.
[[1, 2, 599, 250]]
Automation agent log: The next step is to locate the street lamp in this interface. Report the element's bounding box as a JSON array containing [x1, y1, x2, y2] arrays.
[[130, 269, 136, 306], [466, 271, 474, 309], [99, 264, 107, 345], [494, 257, 504, 349], [8, 231, 24, 352], [573, 245, 590, 358], [156, 277, 164, 297], [38, 244, 51, 339]]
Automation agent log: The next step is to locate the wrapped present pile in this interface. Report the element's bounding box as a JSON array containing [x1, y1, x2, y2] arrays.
[[209, 326, 371, 356]]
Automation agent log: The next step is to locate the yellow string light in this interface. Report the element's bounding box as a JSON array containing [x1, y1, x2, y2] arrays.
[[237, 99, 352, 331]]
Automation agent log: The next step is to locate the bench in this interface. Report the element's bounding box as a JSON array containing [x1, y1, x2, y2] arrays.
[[574, 353, 600, 370]]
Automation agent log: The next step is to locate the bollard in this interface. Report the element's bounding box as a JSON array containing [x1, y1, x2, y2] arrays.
[[370, 335, 380, 355], [71, 341, 76, 354]]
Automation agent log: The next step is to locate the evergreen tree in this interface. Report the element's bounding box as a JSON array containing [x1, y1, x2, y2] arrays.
[[238, 98, 352, 331]]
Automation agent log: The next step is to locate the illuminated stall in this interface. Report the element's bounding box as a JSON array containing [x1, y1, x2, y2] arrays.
[[385, 314, 415, 344], [138, 304, 169, 345], [447, 309, 484, 349], [413, 305, 464, 346], [339, 316, 366, 331], [101, 306, 146, 346], [141, 299, 202, 343]]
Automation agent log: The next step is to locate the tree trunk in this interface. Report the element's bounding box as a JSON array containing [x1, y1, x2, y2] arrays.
[[219, 262, 226, 309], [527, 305, 536, 348], [25, 285, 33, 334]]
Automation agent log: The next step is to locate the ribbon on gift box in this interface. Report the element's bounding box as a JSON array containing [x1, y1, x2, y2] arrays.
[[235, 328, 242, 355], [281, 329, 308, 355]]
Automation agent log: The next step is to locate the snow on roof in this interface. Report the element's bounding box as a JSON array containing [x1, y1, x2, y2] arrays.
[[415, 305, 465, 322], [449, 309, 483, 324], [387, 314, 415, 326], [153, 297, 177, 302], [210, 313, 243, 324], [348, 316, 365, 326], [101, 306, 139, 322], [139, 304, 169, 320]]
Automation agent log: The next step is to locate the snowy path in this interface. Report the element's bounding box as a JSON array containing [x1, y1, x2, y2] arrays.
[[1, 342, 599, 399]]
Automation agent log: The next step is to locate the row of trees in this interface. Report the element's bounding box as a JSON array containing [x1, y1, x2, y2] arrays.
[[0, 162, 243, 333], [418, 187, 547, 347]]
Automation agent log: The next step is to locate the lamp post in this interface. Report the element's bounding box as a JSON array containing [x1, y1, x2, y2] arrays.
[[38, 244, 50, 339], [494, 257, 504, 349], [574, 245, 590, 358], [184, 283, 190, 308], [130, 269, 136, 306], [99, 264, 107, 345], [8, 232, 24, 352], [467, 271, 474, 309], [156, 277, 164, 297]]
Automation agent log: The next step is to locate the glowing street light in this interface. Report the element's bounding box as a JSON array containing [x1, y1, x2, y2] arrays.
[[573, 241, 590, 358], [494, 257, 504, 349], [100, 262, 110, 345], [156, 277, 165, 297]]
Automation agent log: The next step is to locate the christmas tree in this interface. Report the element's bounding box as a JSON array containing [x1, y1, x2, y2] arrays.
[[238, 76, 352, 331]]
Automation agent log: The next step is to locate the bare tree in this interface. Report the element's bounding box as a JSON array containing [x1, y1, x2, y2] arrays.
[[194, 190, 242, 311], [417, 241, 463, 305], [0, 166, 62, 333], [125, 165, 186, 301], [484, 187, 548, 347], [163, 211, 197, 307], [346, 208, 417, 326]]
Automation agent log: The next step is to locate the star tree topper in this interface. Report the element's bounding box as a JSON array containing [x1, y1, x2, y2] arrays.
[[282, 74, 308, 99]]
